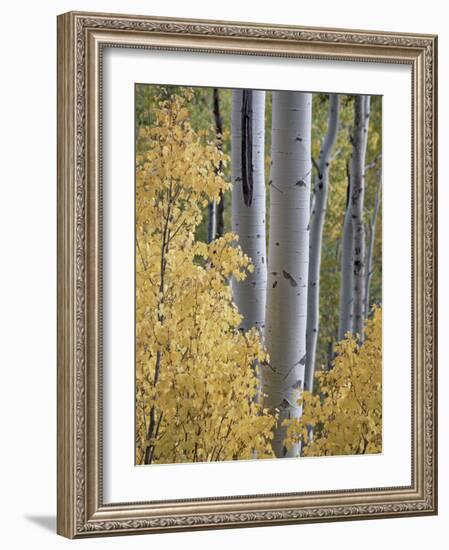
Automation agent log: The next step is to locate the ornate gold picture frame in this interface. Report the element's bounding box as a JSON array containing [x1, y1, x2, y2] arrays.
[[57, 11, 437, 538]]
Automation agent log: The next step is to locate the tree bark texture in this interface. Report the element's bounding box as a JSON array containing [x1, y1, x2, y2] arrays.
[[304, 94, 339, 393], [351, 95, 371, 341], [231, 89, 267, 333], [338, 167, 354, 341], [262, 91, 312, 458]]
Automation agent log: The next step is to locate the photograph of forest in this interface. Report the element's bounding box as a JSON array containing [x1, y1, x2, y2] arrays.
[[135, 84, 382, 466]]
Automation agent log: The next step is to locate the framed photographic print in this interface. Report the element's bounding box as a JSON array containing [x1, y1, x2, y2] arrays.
[[57, 11, 437, 538]]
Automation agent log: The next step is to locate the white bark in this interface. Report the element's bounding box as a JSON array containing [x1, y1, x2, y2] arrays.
[[304, 94, 339, 393], [364, 168, 382, 317], [262, 91, 312, 458], [351, 95, 371, 340], [231, 90, 267, 333], [338, 170, 354, 341]]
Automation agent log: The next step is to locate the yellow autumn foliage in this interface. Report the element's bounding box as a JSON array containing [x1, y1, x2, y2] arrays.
[[284, 306, 382, 456], [135, 89, 276, 465]]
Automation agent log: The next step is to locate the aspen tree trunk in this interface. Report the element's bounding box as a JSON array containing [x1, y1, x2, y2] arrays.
[[262, 91, 312, 458], [213, 88, 225, 238], [338, 169, 354, 341], [304, 94, 339, 393], [231, 89, 267, 333], [351, 95, 371, 340], [364, 169, 381, 317]]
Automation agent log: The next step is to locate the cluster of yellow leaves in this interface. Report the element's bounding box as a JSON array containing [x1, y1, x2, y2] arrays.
[[136, 89, 276, 464], [283, 306, 382, 456]]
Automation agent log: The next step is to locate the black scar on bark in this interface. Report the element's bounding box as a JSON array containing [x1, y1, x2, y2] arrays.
[[282, 270, 298, 287], [296, 180, 306, 187], [272, 281, 278, 288], [241, 90, 254, 207]]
